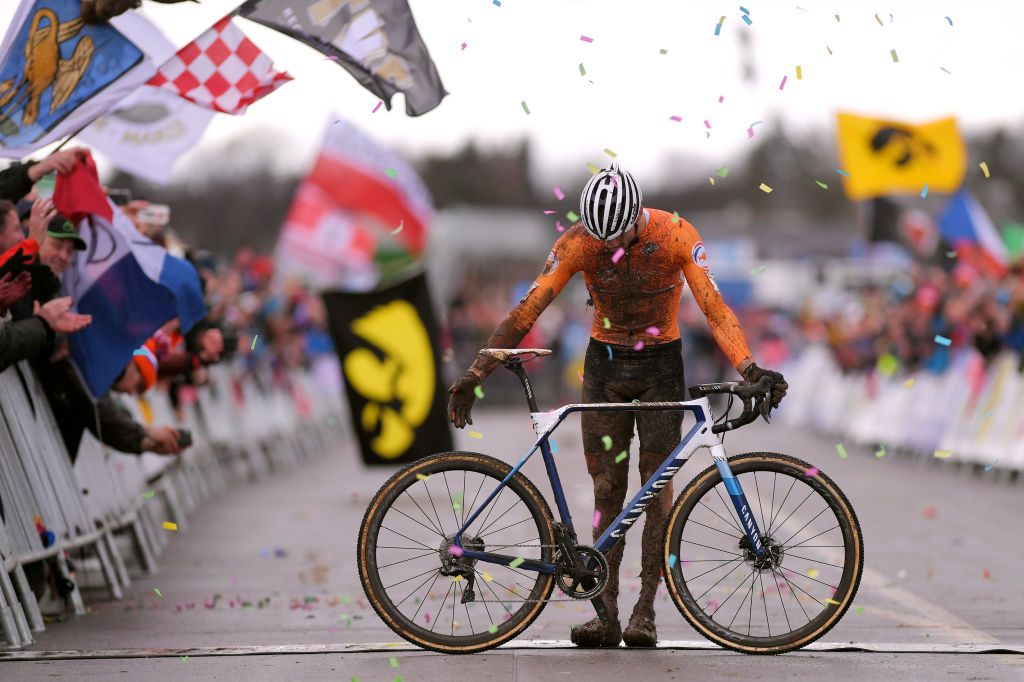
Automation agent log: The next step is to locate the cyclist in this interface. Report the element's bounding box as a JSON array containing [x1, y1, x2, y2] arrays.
[[447, 163, 787, 648]]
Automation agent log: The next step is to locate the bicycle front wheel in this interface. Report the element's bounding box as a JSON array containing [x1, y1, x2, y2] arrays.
[[664, 452, 863, 654], [358, 451, 555, 654]]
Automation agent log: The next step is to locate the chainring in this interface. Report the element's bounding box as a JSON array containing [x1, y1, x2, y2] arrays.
[[555, 545, 609, 600]]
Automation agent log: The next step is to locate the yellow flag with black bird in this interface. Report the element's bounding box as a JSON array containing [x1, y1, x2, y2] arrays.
[[836, 113, 967, 200]]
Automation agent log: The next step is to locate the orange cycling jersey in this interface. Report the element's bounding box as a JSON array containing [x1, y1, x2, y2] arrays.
[[469, 208, 753, 378]]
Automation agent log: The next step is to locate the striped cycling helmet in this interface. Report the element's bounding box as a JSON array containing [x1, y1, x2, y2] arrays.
[[579, 163, 643, 240]]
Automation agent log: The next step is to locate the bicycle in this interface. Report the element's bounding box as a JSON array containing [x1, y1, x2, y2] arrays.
[[358, 348, 863, 654]]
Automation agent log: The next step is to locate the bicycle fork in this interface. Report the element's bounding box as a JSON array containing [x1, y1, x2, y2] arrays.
[[710, 444, 766, 557]]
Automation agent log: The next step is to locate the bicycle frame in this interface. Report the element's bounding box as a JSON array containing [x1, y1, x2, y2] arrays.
[[453, 363, 767, 575]]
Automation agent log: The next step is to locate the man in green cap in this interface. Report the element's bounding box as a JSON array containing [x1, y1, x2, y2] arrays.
[[37, 216, 86, 278]]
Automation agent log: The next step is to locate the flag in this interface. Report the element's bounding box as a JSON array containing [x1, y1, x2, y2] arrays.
[[323, 271, 451, 465], [836, 113, 967, 201], [238, 0, 446, 116], [299, 116, 432, 255], [147, 15, 291, 115], [0, 1, 175, 158], [55, 159, 206, 395], [77, 85, 216, 184], [938, 190, 1009, 277]]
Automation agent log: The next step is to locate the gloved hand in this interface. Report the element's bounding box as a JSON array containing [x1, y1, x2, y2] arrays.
[[447, 372, 480, 429], [741, 363, 788, 408]]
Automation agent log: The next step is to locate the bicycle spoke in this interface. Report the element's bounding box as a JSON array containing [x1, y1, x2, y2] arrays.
[[476, 497, 524, 537], [719, 568, 755, 625], [475, 569, 515, 616], [698, 500, 743, 534], [442, 471, 460, 529], [769, 489, 816, 539], [378, 549, 438, 569], [773, 572, 793, 632], [463, 582, 476, 633], [766, 476, 797, 536], [465, 474, 488, 530], [422, 479, 448, 538], [385, 565, 443, 591], [777, 506, 831, 548], [461, 469, 468, 529], [784, 553, 845, 570], [451, 580, 458, 636], [713, 485, 743, 530], [778, 565, 838, 591], [697, 559, 746, 603], [484, 516, 535, 538], [390, 506, 445, 540], [758, 572, 770, 637], [750, 471, 768, 534], [430, 580, 454, 633], [401, 489, 444, 536], [397, 568, 440, 610], [773, 567, 813, 622], [686, 517, 744, 541], [379, 526, 435, 551], [681, 538, 744, 557], [767, 473, 777, 536], [470, 488, 504, 539], [785, 526, 840, 551], [685, 557, 744, 582]]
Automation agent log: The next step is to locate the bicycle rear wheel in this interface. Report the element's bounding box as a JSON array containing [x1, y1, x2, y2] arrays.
[[664, 452, 863, 654], [358, 451, 555, 654]]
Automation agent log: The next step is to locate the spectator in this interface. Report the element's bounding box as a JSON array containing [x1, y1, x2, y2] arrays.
[[0, 149, 88, 203]]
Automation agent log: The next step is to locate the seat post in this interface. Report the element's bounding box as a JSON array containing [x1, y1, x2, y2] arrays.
[[505, 362, 540, 413]]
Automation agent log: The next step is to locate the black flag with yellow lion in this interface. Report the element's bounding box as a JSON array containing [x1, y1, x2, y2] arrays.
[[323, 272, 452, 465]]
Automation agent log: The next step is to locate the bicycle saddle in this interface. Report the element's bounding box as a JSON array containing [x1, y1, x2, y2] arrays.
[[478, 348, 552, 363]]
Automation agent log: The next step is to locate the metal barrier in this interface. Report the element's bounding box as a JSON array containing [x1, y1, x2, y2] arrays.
[[0, 358, 346, 648], [779, 344, 1024, 475]]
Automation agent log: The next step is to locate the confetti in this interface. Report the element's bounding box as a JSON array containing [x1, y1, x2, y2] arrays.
[[579, 63, 586, 76], [606, 345, 612, 360], [461, 42, 467, 50], [796, 65, 803, 80], [180, 656, 189, 662], [804, 466, 819, 477], [154, 588, 163, 598], [778, 75, 788, 91], [939, 66, 952, 74], [482, 571, 494, 582], [834, 14, 840, 22], [923, 506, 937, 519], [979, 162, 990, 178], [716, 167, 730, 178], [580, 35, 593, 43], [825, 598, 841, 606], [920, 184, 929, 198], [521, 100, 530, 114], [659, 48, 668, 54], [759, 183, 773, 193], [945, 16, 953, 26], [946, 250, 957, 259], [815, 180, 828, 190], [611, 247, 626, 263], [593, 510, 602, 528], [556, 222, 565, 232], [703, 119, 712, 129], [553, 186, 565, 200], [474, 385, 485, 399], [488, 624, 498, 634], [934, 450, 952, 459], [836, 443, 848, 459], [646, 326, 660, 336], [468, 431, 483, 439], [615, 450, 628, 464], [603, 317, 611, 329], [372, 100, 383, 113], [934, 335, 951, 346], [415, 473, 431, 481], [669, 115, 682, 122], [826, 45, 833, 55], [836, 169, 850, 177], [602, 435, 613, 451], [874, 13, 883, 26], [633, 341, 644, 351], [567, 210, 580, 222], [807, 568, 819, 578], [142, 490, 156, 499], [251, 335, 258, 350], [671, 212, 681, 223], [163, 521, 178, 531], [904, 379, 915, 388], [391, 221, 404, 235], [982, 569, 991, 579], [384, 168, 397, 179], [543, 210, 555, 215], [493, 0, 500, 5], [668, 553, 678, 569], [603, 148, 617, 158], [741, 14, 752, 26], [875, 447, 886, 458], [448, 545, 464, 557], [714, 16, 725, 35], [718, 95, 724, 103], [890, 49, 899, 63], [390, 656, 400, 668], [549, 438, 558, 454], [509, 557, 525, 568], [749, 265, 766, 275]]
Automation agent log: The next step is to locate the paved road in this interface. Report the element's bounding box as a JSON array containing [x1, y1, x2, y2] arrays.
[[2, 407, 1023, 680]]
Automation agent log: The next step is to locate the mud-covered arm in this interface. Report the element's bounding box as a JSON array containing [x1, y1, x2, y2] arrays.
[[466, 238, 579, 381], [678, 226, 754, 373]]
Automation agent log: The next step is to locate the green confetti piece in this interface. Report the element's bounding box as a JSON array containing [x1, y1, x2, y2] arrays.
[[601, 435, 613, 451], [716, 167, 729, 178], [749, 265, 766, 275], [251, 335, 258, 350], [855, 606, 865, 614], [180, 656, 189, 662], [567, 210, 580, 222], [390, 656, 400, 668], [342, 595, 352, 605], [453, 502, 462, 512], [142, 490, 156, 499], [615, 450, 628, 464], [603, 317, 611, 329], [659, 48, 668, 54], [890, 48, 899, 63], [920, 183, 929, 198], [384, 168, 397, 178], [875, 447, 886, 458], [814, 180, 829, 189], [671, 211, 680, 223], [876, 353, 899, 377], [836, 443, 848, 459], [521, 100, 530, 114], [488, 624, 498, 634], [579, 63, 586, 75], [474, 385, 485, 399], [509, 557, 525, 568], [154, 588, 163, 598]]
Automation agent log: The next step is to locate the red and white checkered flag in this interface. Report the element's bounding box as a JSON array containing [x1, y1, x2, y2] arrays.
[[148, 16, 292, 115]]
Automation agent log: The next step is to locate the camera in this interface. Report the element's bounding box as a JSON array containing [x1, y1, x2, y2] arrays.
[[177, 429, 193, 448]]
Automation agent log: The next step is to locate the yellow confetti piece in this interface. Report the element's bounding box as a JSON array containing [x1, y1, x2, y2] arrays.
[[452, 575, 463, 582], [482, 571, 494, 582], [979, 162, 990, 178], [709, 177, 715, 186], [759, 183, 773, 193], [415, 473, 430, 480], [814, 180, 828, 189], [603, 148, 617, 158], [468, 431, 484, 439], [586, 163, 600, 174], [807, 568, 819, 579], [825, 598, 842, 606], [154, 588, 163, 598], [875, 447, 886, 458], [874, 13, 883, 26], [826, 45, 833, 55], [163, 521, 178, 531], [904, 379, 915, 388], [934, 450, 953, 459], [890, 48, 899, 63], [250, 335, 258, 351], [796, 65, 803, 80]]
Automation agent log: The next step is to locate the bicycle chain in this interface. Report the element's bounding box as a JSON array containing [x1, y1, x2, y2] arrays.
[[454, 543, 598, 603]]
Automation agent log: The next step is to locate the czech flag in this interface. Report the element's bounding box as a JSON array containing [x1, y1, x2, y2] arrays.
[[938, 190, 1009, 277]]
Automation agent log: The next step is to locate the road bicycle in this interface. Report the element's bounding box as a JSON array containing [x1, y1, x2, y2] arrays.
[[358, 348, 863, 654]]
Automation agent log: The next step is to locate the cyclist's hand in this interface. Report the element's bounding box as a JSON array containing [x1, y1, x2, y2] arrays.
[[741, 363, 788, 408], [447, 372, 479, 428]]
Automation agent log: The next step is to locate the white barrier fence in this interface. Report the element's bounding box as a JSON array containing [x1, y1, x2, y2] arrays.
[[0, 360, 346, 648], [779, 345, 1024, 474]]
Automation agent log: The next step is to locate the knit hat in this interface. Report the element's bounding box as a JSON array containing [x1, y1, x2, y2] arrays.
[[132, 340, 159, 392]]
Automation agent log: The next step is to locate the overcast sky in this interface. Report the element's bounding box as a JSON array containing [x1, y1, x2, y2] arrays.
[[4, 0, 1024, 188]]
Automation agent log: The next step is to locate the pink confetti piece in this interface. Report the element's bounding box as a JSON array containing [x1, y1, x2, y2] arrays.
[[592, 510, 602, 528], [448, 545, 464, 557], [556, 221, 565, 232], [718, 95, 724, 103], [611, 247, 625, 263], [634, 341, 644, 351], [553, 186, 565, 200], [646, 326, 660, 336], [805, 467, 819, 477], [703, 119, 711, 129], [461, 42, 467, 50], [372, 100, 383, 113], [324, 56, 339, 61], [779, 75, 788, 90], [580, 35, 593, 43], [669, 115, 682, 122], [747, 127, 755, 139], [425, 612, 431, 623], [543, 210, 555, 215]]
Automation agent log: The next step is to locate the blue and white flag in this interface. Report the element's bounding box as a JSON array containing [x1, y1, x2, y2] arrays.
[[63, 200, 206, 396]]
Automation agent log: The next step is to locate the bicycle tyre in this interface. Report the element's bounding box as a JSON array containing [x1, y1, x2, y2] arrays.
[[358, 451, 556, 654], [663, 451, 863, 654]]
